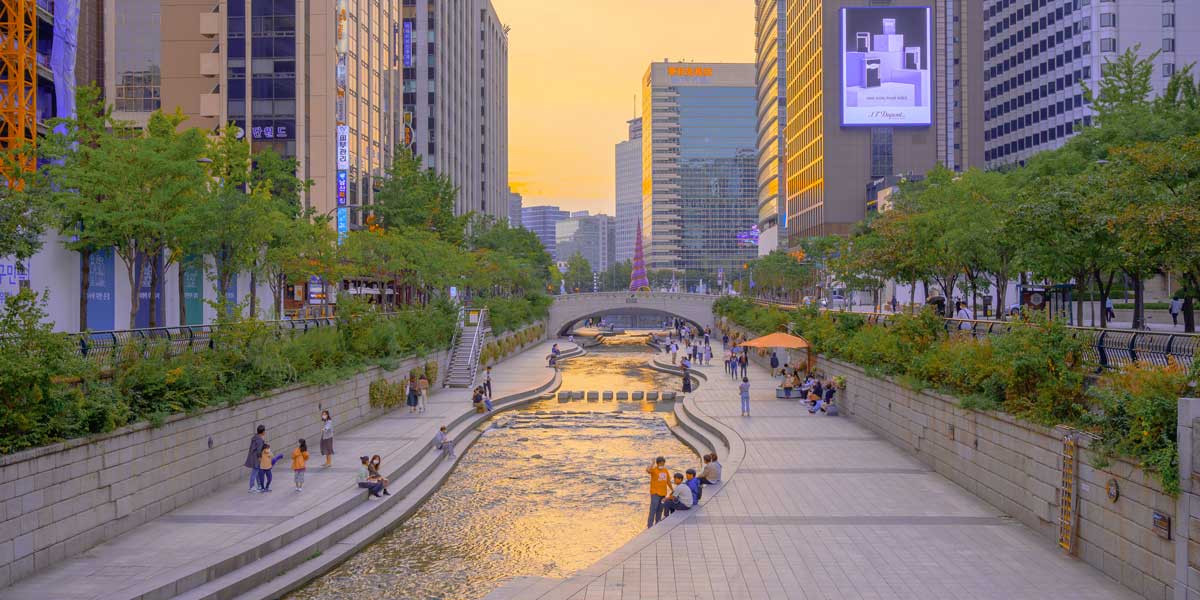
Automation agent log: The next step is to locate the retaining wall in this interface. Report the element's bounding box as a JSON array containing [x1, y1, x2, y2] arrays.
[[0, 350, 448, 588], [821, 357, 1174, 600], [715, 318, 1174, 600]]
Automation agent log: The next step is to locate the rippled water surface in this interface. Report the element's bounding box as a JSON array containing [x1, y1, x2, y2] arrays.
[[288, 338, 695, 600]]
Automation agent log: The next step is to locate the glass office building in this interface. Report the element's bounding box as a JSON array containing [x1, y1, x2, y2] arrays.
[[755, 0, 786, 255], [641, 62, 757, 276]]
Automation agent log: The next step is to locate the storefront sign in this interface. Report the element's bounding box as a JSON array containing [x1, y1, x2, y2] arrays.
[[84, 248, 115, 330], [336, 170, 348, 206], [251, 125, 289, 140], [667, 66, 712, 77]]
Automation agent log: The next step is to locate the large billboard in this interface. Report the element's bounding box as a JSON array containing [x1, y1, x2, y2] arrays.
[[841, 7, 932, 127]]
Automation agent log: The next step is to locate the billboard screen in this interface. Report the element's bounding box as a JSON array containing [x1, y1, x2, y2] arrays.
[[841, 7, 932, 127]]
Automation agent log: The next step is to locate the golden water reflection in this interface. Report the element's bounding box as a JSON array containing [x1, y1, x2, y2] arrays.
[[287, 345, 695, 600]]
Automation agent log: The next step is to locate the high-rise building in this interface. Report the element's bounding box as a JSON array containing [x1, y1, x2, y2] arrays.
[[555, 213, 615, 273], [783, 1, 983, 244], [521, 205, 569, 258], [641, 61, 758, 275], [614, 117, 642, 263], [755, 0, 787, 256], [400, 0, 509, 221], [507, 189, 522, 228], [982, 0, 1199, 168]]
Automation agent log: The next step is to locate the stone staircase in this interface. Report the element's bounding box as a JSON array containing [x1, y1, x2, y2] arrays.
[[444, 307, 488, 388]]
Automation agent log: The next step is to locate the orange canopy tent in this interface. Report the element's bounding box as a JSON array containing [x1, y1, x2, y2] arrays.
[[737, 332, 814, 372]]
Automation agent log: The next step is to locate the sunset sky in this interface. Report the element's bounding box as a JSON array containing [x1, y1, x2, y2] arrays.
[[492, 1, 755, 214]]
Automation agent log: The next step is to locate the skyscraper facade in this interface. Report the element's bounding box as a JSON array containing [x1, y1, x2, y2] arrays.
[[782, 0, 983, 244], [521, 205, 569, 258], [641, 61, 758, 275], [555, 213, 615, 273], [400, 0, 509, 221], [755, 0, 787, 256], [982, 0, 1199, 168], [614, 117, 641, 264], [507, 189, 522, 228]]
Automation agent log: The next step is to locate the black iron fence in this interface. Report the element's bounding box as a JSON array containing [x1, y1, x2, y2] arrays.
[[68, 317, 341, 366], [751, 300, 1197, 370]]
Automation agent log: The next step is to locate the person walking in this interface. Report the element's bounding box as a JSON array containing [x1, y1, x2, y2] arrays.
[[1171, 297, 1184, 326], [258, 443, 283, 492], [417, 371, 430, 413], [722, 333, 729, 348], [291, 439, 309, 492], [320, 411, 334, 468], [406, 374, 420, 413], [703, 344, 713, 366], [245, 425, 266, 493], [739, 377, 751, 417], [769, 351, 779, 373], [646, 457, 672, 528], [670, 341, 678, 365], [1106, 297, 1116, 321], [682, 367, 693, 393], [483, 366, 493, 397], [738, 353, 749, 379]]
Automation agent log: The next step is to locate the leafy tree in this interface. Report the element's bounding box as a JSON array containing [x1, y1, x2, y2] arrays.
[[0, 141, 52, 273], [562, 252, 592, 293], [750, 250, 812, 300], [598, 259, 633, 292], [262, 212, 338, 319], [374, 149, 467, 246]]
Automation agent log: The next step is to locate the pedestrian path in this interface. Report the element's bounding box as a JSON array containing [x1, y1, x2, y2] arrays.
[[0, 340, 573, 600], [516, 348, 1138, 600]]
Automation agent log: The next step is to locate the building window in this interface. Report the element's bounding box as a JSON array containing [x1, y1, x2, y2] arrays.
[[1163, 38, 1175, 52], [870, 128, 893, 179], [1163, 63, 1176, 77], [1162, 13, 1175, 27], [1100, 38, 1116, 52], [1099, 13, 1116, 27]]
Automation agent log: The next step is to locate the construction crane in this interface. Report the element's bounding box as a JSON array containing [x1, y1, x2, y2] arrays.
[[0, 0, 37, 173]]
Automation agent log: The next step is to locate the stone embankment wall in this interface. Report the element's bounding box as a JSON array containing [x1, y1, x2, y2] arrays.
[[0, 350, 448, 588], [716, 319, 1173, 599]]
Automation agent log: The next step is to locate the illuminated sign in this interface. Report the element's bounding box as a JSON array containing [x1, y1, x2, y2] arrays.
[[335, 0, 348, 56], [336, 125, 349, 170], [841, 7, 932, 126], [667, 66, 712, 77], [337, 207, 349, 244], [403, 21, 413, 68], [336, 170, 348, 205], [250, 125, 289, 140]]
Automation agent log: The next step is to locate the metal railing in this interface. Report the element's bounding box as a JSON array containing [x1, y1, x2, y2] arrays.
[[748, 299, 1198, 371], [443, 306, 467, 387], [68, 315, 345, 366], [465, 307, 488, 387]]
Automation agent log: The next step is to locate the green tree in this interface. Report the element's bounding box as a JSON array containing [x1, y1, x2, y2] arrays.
[[563, 252, 592, 293], [374, 149, 467, 246], [0, 141, 52, 273], [598, 259, 633, 292], [750, 250, 812, 300]]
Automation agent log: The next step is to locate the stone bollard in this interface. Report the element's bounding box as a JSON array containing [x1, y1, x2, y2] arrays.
[[616, 391, 629, 400], [647, 391, 660, 402], [632, 391, 644, 401], [602, 391, 614, 401], [586, 391, 599, 401]]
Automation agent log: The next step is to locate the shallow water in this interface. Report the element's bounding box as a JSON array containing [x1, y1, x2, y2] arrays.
[[288, 342, 696, 600]]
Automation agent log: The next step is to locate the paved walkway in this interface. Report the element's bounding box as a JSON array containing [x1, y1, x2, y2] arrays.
[[521, 348, 1138, 600], [0, 340, 572, 600]]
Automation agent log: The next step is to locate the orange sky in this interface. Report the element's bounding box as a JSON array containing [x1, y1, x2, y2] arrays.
[[493, 1, 755, 214]]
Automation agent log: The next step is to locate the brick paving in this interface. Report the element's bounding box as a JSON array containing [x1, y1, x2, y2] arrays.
[[517, 352, 1138, 600], [0, 341, 570, 600]]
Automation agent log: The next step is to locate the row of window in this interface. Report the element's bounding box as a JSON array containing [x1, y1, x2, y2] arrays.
[[987, 69, 1088, 120], [986, 94, 1084, 141], [985, 117, 1090, 161]]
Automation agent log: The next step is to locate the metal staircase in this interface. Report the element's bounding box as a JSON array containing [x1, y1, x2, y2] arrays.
[[444, 306, 488, 388]]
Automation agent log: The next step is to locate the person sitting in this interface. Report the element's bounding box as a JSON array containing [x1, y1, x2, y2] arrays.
[[357, 456, 384, 499], [812, 380, 837, 414], [808, 380, 823, 409], [368, 454, 391, 496], [780, 374, 794, 398], [685, 468, 702, 504], [699, 454, 720, 485], [472, 387, 487, 413], [434, 426, 456, 459], [662, 472, 694, 515]]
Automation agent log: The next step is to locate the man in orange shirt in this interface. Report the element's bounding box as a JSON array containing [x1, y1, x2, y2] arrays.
[[646, 456, 672, 528]]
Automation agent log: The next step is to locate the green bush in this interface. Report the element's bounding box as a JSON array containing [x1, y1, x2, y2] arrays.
[[368, 378, 404, 409], [482, 293, 551, 334]]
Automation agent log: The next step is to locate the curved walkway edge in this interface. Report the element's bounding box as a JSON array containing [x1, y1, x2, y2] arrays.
[[492, 344, 1139, 600], [0, 340, 578, 600]]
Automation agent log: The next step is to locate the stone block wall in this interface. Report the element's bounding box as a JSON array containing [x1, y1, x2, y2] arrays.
[[0, 350, 447, 588], [820, 356, 1174, 600]]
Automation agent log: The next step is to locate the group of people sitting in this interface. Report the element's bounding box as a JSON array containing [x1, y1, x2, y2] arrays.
[[647, 453, 723, 527], [776, 366, 839, 415], [358, 425, 459, 499]]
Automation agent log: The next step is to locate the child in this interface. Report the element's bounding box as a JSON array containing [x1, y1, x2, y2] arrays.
[[685, 468, 702, 504], [292, 439, 309, 492], [258, 443, 284, 492]]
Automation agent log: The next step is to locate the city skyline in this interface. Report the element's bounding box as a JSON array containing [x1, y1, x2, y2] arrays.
[[493, 0, 754, 214]]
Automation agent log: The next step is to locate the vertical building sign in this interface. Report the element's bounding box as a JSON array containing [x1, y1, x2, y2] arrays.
[[84, 248, 116, 330], [337, 207, 349, 244], [182, 258, 204, 326], [134, 252, 164, 328], [403, 21, 413, 68], [335, 0, 349, 225]]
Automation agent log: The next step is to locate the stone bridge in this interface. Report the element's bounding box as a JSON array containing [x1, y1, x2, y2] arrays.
[[548, 292, 719, 336]]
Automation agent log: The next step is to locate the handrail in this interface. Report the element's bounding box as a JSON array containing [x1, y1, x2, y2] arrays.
[[465, 307, 488, 388], [443, 305, 467, 387]]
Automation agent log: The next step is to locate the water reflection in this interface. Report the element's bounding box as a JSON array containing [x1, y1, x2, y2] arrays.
[[288, 349, 696, 600], [557, 331, 677, 394]]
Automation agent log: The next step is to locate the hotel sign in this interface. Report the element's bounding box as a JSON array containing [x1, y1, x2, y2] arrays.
[[336, 125, 349, 170]]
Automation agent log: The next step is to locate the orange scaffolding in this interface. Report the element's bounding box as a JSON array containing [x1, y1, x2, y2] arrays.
[[0, 0, 37, 161]]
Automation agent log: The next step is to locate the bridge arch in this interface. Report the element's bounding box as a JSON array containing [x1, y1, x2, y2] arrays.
[[548, 293, 719, 337]]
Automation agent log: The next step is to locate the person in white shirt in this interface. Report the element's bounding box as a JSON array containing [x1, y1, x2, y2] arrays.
[[1170, 298, 1184, 326], [955, 301, 974, 330], [663, 473, 693, 514]]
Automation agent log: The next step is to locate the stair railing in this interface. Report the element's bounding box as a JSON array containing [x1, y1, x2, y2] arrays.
[[443, 305, 467, 387]]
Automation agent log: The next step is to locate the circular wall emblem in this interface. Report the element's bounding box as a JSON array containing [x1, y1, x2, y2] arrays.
[[1106, 478, 1120, 503], [1030, 292, 1045, 306]]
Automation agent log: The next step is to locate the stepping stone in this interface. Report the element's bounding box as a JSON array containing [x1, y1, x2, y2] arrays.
[[662, 391, 677, 401], [602, 391, 614, 400], [572, 391, 584, 399], [616, 391, 629, 400], [647, 391, 660, 402], [586, 391, 599, 401], [632, 391, 644, 401], [557, 391, 571, 401]]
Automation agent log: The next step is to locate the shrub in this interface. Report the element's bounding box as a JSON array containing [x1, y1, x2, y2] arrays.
[[368, 378, 404, 409]]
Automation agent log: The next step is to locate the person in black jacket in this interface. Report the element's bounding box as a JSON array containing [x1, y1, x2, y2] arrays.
[[245, 425, 266, 493]]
